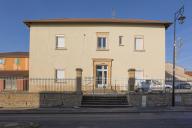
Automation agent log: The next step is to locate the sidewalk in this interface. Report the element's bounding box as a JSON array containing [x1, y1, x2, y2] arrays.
[[0, 106, 192, 114]]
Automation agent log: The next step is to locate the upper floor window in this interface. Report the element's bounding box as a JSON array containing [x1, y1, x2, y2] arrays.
[[56, 35, 65, 49], [96, 32, 109, 50], [0, 59, 4, 64], [119, 36, 123, 46], [97, 37, 107, 49], [135, 36, 144, 51], [15, 58, 20, 65]]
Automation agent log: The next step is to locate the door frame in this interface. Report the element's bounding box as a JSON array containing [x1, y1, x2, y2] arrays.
[[92, 58, 113, 89]]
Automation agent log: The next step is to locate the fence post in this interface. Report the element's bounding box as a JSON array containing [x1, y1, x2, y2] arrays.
[[128, 68, 136, 92], [76, 68, 83, 94]]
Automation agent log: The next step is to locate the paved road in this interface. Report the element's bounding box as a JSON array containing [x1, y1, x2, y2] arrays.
[[0, 112, 192, 128]]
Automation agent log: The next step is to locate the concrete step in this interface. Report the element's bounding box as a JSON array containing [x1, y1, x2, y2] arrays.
[[83, 96, 127, 99], [81, 102, 128, 105], [81, 105, 129, 107], [82, 100, 127, 102], [81, 95, 128, 106]]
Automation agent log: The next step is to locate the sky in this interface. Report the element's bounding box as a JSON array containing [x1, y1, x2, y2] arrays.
[[0, 0, 191, 70]]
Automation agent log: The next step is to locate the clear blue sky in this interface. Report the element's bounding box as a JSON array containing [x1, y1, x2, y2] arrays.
[[0, 0, 191, 70]]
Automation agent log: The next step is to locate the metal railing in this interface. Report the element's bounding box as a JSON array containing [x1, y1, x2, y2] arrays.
[[165, 79, 192, 93], [0, 77, 76, 92], [82, 77, 129, 94], [29, 78, 76, 92], [134, 79, 192, 93], [1, 77, 192, 94], [82, 77, 192, 94]]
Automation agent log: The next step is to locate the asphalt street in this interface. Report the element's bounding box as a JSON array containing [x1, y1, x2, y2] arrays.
[[0, 112, 192, 128]]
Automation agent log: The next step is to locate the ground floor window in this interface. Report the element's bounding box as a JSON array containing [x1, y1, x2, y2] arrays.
[[56, 69, 65, 82], [4, 79, 17, 90], [135, 69, 144, 80]]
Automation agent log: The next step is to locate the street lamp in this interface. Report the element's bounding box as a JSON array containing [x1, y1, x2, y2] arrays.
[[172, 5, 186, 107]]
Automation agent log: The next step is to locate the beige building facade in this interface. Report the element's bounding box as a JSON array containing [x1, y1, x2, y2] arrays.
[[25, 18, 171, 92]]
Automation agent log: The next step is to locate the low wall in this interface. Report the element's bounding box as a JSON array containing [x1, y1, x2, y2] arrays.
[[0, 92, 82, 108], [0, 92, 191, 108], [128, 93, 192, 107]]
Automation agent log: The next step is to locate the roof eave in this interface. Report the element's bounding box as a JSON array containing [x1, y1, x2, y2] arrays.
[[23, 19, 172, 29]]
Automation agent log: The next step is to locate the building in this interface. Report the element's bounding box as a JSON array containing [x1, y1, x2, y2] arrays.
[[0, 52, 29, 71], [185, 71, 192, 77], [24, 18, 171, 92], [0, 52, 29, 92], [165, 62, 192, 81]]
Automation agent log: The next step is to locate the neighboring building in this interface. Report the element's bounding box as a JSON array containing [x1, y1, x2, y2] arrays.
[[0, 52, 29, 92], [0, 52, 29, 71], [24, 18, 171, 92], [185, 71, 192, 77], [165, 62, 192, 81]]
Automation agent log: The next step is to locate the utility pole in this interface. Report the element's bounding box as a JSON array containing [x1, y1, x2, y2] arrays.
[[172, 5, 186, 107]]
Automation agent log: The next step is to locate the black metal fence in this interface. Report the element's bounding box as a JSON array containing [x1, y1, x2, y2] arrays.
[[0, 77, 192, 94]]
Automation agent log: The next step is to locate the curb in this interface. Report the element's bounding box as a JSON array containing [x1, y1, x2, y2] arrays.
[[0, 109, 192, 114]]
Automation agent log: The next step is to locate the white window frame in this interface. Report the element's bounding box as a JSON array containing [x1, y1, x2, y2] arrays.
[[97, 36, 107, 49], [55, 69, 65, 82], [56, 35, 65, 49], [135, 36, 144, 51]]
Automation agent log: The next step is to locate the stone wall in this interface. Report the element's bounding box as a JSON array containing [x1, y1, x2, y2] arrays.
[[0, 92, 191, 108], [128, 93, 192, 107], [39, 93, 82, 107], [175, 93, 192, 106], [0, 92, 82, 108]]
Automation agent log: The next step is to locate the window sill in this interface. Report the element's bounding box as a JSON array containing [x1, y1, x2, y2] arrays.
[[134, 50, 146, 52], [55, 48, 67, 50], [96, 49, 109, 51]]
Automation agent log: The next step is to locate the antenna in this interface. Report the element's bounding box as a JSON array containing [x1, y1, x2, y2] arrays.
[[112, 8, 116, 18]]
